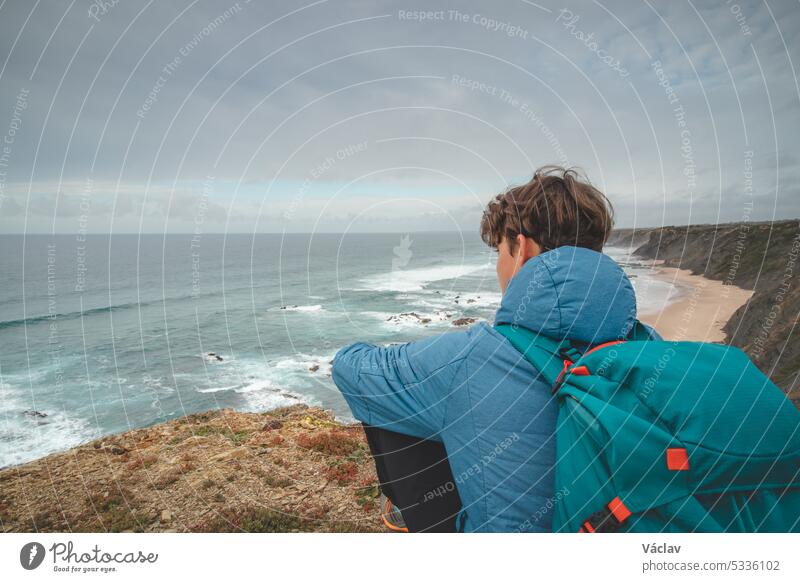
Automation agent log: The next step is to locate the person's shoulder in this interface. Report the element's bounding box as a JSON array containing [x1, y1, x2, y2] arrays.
[[404, 321, 491, 368]]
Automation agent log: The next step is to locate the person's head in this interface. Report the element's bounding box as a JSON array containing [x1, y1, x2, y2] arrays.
[[480, 165, 614, 293]]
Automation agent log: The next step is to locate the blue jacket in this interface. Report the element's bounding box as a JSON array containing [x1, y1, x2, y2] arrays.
[[331, 245, 661, 532]]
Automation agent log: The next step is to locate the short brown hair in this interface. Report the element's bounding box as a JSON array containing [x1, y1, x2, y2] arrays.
[[479, 165, 614, 253]]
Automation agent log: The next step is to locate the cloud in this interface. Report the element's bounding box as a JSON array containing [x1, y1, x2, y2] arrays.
[[0, 0, 798, 232]]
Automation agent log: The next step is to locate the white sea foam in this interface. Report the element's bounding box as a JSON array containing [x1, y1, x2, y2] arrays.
[[274, 353, 334, 376], [420, 290, 500, 308], [201, 352, 234, 365], [234, 379, 283, 394], [194, 372, 309, 412], [237, 386, 312, 413], [231, 359, 323, 413], [605, 246, 680, 317], [270, 304, 324, 312], [456, 291, 502, 307], [0, 381, 101, 469], [141, 374, 175, 393], [389, 311, 454, 326], [195, 384, 242, 394], [633, 275, 684, 316], [355, 262, 490, 292], [193, 353, 332, 412]]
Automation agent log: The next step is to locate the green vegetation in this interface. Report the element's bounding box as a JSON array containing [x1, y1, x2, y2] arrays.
[[192, 506, 314, 533], [78, 488, 153, 533]]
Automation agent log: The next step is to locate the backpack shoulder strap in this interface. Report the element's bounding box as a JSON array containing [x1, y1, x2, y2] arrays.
[[495, 319, 654, 386], [494, 324, 574, 386]]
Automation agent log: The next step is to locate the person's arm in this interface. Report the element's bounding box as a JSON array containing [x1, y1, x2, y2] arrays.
[[331, 331, 474, 441]]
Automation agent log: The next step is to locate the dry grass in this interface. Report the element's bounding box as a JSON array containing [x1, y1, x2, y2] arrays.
[[295, 430, 365, 457]]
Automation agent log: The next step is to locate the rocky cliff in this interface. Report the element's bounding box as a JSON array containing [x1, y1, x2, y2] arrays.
[[609, 219, 800, 402]]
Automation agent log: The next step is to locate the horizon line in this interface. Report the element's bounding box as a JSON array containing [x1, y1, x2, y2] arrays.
[[0, 218, 797, 236]]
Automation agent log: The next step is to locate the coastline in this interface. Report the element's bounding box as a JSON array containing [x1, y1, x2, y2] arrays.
[[0, 249, 770, 533], [638, 265, 754, 343], [610, 220, 800, 399]]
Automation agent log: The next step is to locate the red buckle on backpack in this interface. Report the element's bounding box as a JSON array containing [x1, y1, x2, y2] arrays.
[[578, 497, 631, 533], [608, 496, 632, 522], [551, 339, 623, 394], [666, 447, 690, 471], [551, 359, 573, 394]]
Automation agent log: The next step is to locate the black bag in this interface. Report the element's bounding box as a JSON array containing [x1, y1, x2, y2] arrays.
[[362, 424, 462, 532]]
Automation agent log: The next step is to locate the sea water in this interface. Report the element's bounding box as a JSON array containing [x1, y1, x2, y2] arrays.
[[0, 233, 671, 468]]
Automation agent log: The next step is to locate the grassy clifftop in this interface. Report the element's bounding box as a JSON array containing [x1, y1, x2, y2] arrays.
[[609, 219, 800, 402], [0, 405, 384, 533]]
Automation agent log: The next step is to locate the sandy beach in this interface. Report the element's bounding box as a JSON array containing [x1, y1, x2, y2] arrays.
[[638, 266, 754, 343]]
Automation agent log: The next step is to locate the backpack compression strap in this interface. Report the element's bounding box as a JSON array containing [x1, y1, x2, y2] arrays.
[[495, 320, 652, 391]]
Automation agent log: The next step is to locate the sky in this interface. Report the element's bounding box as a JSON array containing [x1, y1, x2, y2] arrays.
[[0, 0, 798, 234]]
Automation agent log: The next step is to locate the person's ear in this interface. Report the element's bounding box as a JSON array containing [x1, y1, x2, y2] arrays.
[[514, 235, 542, 268], [515, 234, 527, 262]]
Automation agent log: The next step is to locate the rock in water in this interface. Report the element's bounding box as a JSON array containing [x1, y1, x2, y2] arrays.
[[23, 410, 48, 418]]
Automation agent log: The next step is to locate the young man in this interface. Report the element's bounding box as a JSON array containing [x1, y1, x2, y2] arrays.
[[332, 166, 661, 532]]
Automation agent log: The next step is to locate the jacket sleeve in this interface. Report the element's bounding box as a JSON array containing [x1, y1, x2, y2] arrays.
[[331, 330, 474, 441]]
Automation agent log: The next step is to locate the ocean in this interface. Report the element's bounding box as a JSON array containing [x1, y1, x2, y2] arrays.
[[0, 233, 675, 468]]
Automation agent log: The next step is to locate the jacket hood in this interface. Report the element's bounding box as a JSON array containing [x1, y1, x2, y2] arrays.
[[494, 245, 637, 344]]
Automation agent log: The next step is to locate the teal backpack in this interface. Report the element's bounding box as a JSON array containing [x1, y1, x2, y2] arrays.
[[496, 321, 800, 533]]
